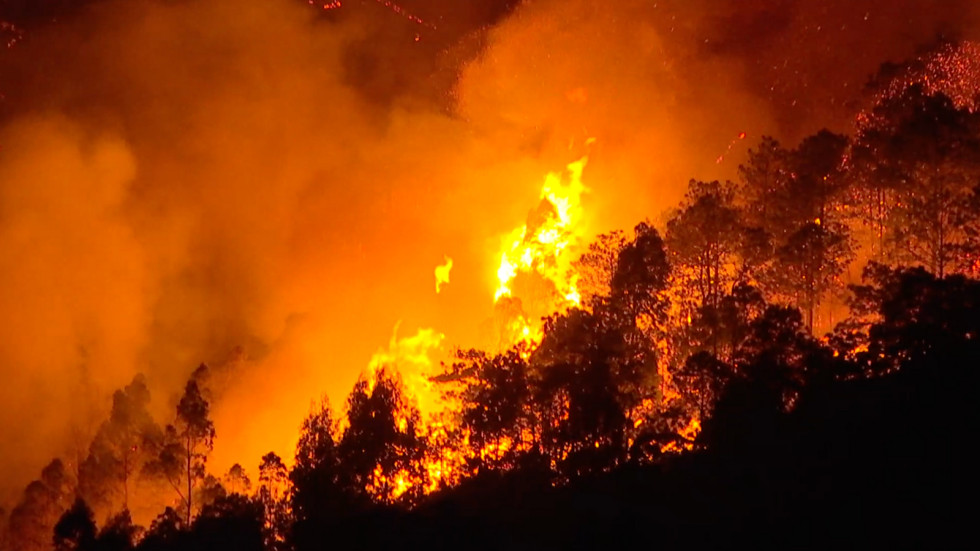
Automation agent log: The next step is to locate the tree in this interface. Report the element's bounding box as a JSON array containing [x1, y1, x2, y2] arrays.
[[572, 230, 627, 308], [143, 365, 215, 522], [52, 498, 96, 551], [610, 221, 671, 329], [137, 508, 183, 551], [223, 464, 251, 496], [7, 459, 73, 551], [851, 85, 980, 276], [257, 452, 289, 550], [846, 264, 980, 372], [186, 494, 264, 551], [687, 281, 768, 363], [436, 346, 535, 472], [738, 131, 853, 330], [530, 303, 658, 477], [787, 130, 851, 226], [674, 283, 768, 420], [337, 367, 428, 505], [289, 399, 343, 549], [665, 180, 743, 311], [765, 220, 854, 331], [78, 374, 161, 515], [96, 509, 140, 551]]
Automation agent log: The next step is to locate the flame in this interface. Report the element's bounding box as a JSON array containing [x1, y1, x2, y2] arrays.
[[492, 156, 590, 348], [434, 256, 453, 294], [366, 325, 445, 413]]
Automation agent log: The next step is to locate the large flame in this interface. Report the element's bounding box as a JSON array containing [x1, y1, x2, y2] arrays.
[[493, 156, 591, 348]]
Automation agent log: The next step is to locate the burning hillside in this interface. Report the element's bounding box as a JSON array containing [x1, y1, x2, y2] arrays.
[[1, 0, 980, 549]]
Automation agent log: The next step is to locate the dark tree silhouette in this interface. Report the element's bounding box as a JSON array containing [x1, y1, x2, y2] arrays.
[[136, 508, 183, 551], [289, 399, 344, 549], [610, 221, 671, 327], [52, 498, 96, 551], [257, 452, 289, 550], [185, 494, 264, 551], [739, 136, 790, 233], [531, 304, 657, 478], [436, 346, 534, 472], [337, 367, 428, 505], [765, 220, 853, 331], [96, 509, 140, 551]]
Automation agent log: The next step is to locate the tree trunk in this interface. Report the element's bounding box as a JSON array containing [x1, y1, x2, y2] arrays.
[[186, 433, 192, 522]]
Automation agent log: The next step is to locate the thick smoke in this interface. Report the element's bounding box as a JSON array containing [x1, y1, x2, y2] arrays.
[[0, 0, 977, 504]]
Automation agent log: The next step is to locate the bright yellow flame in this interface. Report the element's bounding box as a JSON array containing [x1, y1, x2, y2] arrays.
[[434, 256, 453, 294], [366, 325, 445, 414], [492, 156, 590, 349], [493, 156, 589, 307]]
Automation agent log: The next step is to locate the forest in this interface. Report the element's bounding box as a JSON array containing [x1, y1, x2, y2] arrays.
[[3, 46, 979, 549], [1, 4, 980, 549]]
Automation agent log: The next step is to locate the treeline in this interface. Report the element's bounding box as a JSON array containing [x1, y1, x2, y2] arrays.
[[3, 60, 980, 550]]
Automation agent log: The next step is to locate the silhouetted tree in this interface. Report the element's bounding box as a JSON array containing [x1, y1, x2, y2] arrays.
[[739, 136, 790, 233], [436, 346, 535, 472], [52, 498, 96, 551], [666, 180, 742, 311], [610, 222, 671, 328], [848, 264, 980, 372], [257, 452, 289, 550], [337, 367, 428, 505], [136, 508, 183, 551], [96, 509, 140, 551], [530, 303, 657, 477], [289, 399, 344, 548], [194, 475, 226, 512], [186, 494, 264, 551], [223, 464, 251, 496], [765, 220, 853, 331]]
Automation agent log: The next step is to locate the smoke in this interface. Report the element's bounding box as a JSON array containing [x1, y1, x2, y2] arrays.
[[0, 0, 977, 505]]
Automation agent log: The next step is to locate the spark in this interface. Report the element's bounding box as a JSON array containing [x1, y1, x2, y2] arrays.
[[715, 131, 748, 164]]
